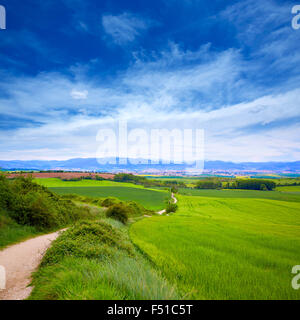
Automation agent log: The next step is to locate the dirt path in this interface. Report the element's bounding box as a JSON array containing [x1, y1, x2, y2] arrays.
[[172, 193, 178, 204], [157, 193, 177, 215], [0, 230, 65, 300]]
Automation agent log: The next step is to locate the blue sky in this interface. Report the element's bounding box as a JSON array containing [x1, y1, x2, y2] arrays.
[[0, 0, 299, 162]]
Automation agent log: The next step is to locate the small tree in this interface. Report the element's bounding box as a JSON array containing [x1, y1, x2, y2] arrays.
[[260, 184, 268, 191], [106, 203, 129, 224], [170, 186, 178, 193]]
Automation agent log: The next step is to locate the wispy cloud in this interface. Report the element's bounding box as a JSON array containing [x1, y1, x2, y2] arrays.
[[1, 38, 300, 161], [70, 89, 89, 100], [102, 12, 153, 45], [220, 0, 300, 85], [1, 0, 299, 162]]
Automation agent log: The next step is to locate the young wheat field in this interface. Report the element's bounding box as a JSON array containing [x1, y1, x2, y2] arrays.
[[130, 194, 300, 299]]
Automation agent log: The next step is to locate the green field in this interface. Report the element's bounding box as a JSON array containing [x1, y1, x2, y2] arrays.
[[130, 194, 300, 299], [35, 178, 147, 188], [5, 175, 300, 300], [142, 176, 202, 184], [276, 186, 300, 193], [34, 178, 169, 211], [179, 188, 300, 202], [49, 186, 168, 211]]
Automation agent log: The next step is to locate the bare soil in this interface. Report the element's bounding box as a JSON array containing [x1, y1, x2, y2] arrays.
[[0, 230, 65, 300]]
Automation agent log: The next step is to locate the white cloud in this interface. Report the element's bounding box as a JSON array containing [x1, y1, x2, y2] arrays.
[[102, 12, 152, 45], [220, 0, 300, 74], [70, 89, 89, 100], [1, 42, 300, 162]]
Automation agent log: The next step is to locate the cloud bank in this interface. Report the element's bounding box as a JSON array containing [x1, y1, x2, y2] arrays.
[[0, 0, 299, 162]]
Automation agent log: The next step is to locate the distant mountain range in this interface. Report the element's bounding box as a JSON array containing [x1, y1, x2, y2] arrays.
[[1, 158, 300, 173]]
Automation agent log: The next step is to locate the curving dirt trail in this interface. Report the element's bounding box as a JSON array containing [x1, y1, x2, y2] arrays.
[[0, 230, 65, 300], [156, 193, 177, 215], [172, 193, 178, 204]]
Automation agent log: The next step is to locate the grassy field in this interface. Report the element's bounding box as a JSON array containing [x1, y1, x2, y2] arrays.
[[34, 178, 169, 211], [49, 186, 168, 211], [142, 176, 202, 184], [33, 178, 169, 211], [35, 178, 147, 188], [179, 188, 300, 203], [4, 175, 300, 300], [276, 186, 300, 193], [130, 194, 300, 299]]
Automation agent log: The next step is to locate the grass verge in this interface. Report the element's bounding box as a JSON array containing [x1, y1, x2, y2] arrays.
[[29, 219, 180, 300], [0, 209, 40, 249]]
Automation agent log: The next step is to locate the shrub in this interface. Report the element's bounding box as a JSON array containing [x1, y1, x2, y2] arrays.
[[0, 174, 14, 208], [41, 220, 134, 266], [101, 197, 120, 207], [106, 203, 129, 224], [61, 194, 103, 207], [9, 191, 59, 230], [165, 202, 178, 213], [126, 201, 154, 217], [113, 173, 145, 183], [235, 179, 276, 191], [95, 175, 106, 181], [195, 180, 222, 189], [0, 209, 12, 228], [260, 184, 268, 191], [0, 175, 94, 231], [170, 186, 179, 193]]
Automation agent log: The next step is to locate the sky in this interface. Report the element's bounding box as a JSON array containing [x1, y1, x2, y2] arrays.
[[0, 0, 300, 162]]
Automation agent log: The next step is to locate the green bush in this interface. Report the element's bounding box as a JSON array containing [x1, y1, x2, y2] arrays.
[[260, 184, 268, 191], [29, 220, 179, 300], [106, 203, 129, 224], [235, 179, 276, 191], [195, 180, 222, 189], [95, 175, 106, 181], [125, 201, 153, 217], [0, 209, 12, 228], [9, 191, 59, 230], [170, 186, 179, 193], [0, 175, 94, 231], [0, 175, 14, 208], [165, 202, 178, 213], [101, 197, 120, 207], [41, 220, 134, 266], [61, 194, 103, 207]]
